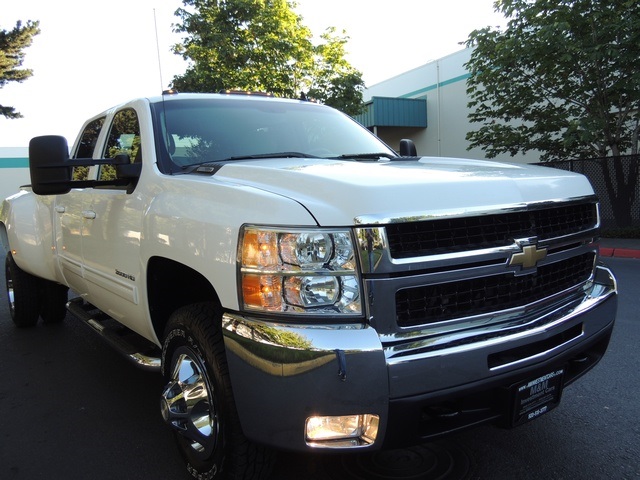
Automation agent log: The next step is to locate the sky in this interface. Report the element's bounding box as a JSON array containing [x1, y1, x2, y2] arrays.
[[0, 0, 505, 149]]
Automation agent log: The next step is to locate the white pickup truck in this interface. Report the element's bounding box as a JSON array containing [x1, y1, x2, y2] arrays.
[[1, 92, 617, 480]]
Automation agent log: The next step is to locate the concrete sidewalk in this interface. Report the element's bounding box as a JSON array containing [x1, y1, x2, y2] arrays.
[[599, 238, 640, 259]]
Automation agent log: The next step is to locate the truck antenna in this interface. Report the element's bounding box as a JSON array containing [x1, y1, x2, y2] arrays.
[[154, 8, 165, 91]]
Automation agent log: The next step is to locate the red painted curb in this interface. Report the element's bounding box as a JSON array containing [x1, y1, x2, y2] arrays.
[[612, 248, 640, 259], [599, 247, 640, 259]]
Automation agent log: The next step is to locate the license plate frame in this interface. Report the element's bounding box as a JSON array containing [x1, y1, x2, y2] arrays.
[[510, 368, 565, 427]]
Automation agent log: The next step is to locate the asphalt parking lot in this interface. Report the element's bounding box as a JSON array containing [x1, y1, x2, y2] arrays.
[[1, 258, 638, 479]]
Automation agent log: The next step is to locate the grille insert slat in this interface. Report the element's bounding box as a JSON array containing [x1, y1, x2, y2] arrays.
[[395, 253, 595, 328], [386, 202, 597, 258]]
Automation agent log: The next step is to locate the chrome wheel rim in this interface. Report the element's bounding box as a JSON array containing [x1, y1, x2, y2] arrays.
[[161, 348, 219, 458], [5, 260, 15, 318]]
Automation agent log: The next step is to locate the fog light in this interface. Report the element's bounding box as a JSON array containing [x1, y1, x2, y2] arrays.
[[305, 414, 379, 447]]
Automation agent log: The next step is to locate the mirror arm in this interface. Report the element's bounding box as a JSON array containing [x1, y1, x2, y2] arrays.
[[68, 155, 130, 168]]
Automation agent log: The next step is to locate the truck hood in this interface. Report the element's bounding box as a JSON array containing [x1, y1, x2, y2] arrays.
[[209, 157, 594, 226]]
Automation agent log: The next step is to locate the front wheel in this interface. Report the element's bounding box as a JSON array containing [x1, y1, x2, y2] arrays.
[[160, 303, 273, 480]]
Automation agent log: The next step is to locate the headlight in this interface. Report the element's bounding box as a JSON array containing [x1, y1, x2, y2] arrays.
[[239, 226, 361, 316]]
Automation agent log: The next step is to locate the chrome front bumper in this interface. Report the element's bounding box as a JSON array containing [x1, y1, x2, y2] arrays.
[[222, 264, 617, 452]]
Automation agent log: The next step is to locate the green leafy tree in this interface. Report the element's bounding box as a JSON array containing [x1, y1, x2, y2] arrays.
[[307, 28, 365, 116], [0, 20, 40, 119], [172, 0, 364, 114], [465, 0, 640, 226]]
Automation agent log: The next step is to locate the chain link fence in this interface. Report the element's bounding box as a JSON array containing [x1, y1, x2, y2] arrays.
[[543, 155, 640, 231]]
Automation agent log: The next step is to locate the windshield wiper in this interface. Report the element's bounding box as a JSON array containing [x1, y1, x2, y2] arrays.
[[181, 151, 318, 169], [331, 152, 397, 160], [227, 152, 319, 161]]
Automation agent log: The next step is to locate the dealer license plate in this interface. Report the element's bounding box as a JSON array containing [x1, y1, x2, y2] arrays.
[[511, 368, 565, 427]]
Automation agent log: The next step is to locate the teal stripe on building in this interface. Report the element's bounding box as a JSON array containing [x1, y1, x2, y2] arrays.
[[399, 73, 471, 99], [0, 158, 29, 168]]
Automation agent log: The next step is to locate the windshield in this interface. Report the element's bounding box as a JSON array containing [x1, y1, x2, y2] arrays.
[[152, 96, 396, 172]]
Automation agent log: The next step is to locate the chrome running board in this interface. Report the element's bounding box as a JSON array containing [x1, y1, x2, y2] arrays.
[[67, 297, 161, 371]]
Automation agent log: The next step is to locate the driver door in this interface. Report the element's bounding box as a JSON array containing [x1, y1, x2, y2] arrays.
[[80, 108, 147, 328]]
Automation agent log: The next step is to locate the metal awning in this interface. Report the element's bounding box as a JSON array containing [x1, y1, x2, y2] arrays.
[[355, 97, 427, 128]]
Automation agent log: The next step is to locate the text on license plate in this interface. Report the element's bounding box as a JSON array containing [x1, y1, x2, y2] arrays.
[[512, 368, 564, 426]]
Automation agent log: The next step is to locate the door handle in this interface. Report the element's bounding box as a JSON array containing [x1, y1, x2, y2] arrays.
[[82, 210, 96, 220]]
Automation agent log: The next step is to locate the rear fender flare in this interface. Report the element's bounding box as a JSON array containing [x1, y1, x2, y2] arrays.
[[1, 193, 56, 281]]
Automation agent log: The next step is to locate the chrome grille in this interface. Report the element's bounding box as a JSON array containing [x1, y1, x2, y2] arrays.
[[395, 252, 595, 327], [385, 202, 598, 258]]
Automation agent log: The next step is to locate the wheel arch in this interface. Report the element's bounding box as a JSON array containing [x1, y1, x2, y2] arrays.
[[0, 221, 8, 254], [146, 256, 222, 342]]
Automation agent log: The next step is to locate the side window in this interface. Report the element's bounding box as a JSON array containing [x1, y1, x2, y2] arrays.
[[99, 109, 141, 181], [72, 117, 105, 181]]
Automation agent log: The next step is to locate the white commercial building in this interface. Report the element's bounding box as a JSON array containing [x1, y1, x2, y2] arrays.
[[0, 147, 29, 202], [358, 48, 540, 164]]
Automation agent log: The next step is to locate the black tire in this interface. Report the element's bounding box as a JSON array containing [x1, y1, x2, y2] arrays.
[[40, 281, 68, 324], [160, 303, 274, 480], [5, 252, 42, 328]]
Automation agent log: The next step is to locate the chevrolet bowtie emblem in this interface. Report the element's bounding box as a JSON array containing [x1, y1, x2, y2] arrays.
[[509, 244, 547, 269]]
